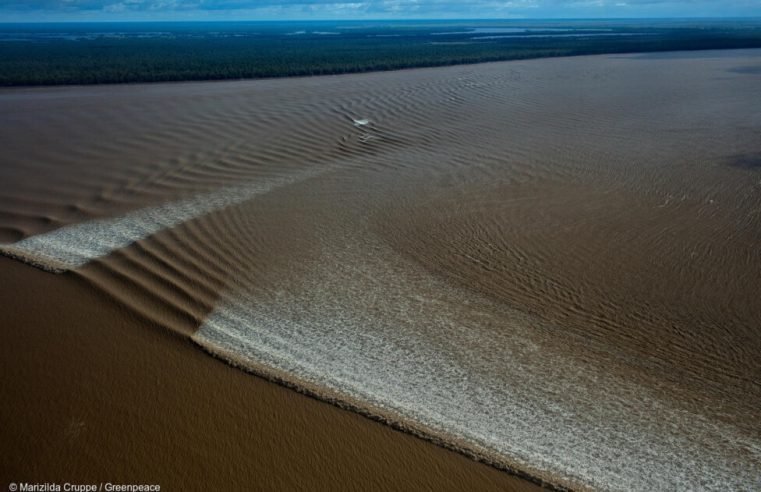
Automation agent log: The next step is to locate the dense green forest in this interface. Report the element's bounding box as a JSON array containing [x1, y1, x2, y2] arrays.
[[2, 20, 761, 86]]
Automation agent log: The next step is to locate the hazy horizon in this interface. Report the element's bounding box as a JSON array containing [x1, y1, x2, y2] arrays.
[[2, 17, 761, 24], [2, 0, 760, 22]]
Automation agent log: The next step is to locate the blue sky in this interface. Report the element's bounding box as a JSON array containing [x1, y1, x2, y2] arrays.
[[0, 0, 760, 22]]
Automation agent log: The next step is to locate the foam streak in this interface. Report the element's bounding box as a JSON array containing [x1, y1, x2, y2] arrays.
[[0, 166, 330, 272]]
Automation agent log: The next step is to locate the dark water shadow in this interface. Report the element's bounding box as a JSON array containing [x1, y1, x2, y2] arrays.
[[727, 153, 761, 170], [728, 65, 761, 74], [615, 49, 761, 61]]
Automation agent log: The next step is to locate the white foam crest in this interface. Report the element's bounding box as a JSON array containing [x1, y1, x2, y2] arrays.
[[0, 165, 331, 272], [194, 236, 761, 492]]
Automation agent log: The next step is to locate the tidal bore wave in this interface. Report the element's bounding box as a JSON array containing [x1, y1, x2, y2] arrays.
[[2, 51, 761, 491]]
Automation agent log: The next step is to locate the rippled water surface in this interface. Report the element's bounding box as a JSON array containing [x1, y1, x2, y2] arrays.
[[2, 50, 760, 491]]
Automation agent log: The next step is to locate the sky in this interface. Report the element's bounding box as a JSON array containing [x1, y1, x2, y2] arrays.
[[0, 0, 760, 22]]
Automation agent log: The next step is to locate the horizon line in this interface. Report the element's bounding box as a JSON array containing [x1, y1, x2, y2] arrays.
[[3, 16, 761, 24]]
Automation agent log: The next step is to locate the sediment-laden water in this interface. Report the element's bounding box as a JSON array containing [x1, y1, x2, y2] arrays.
[[2, 50, 760, 491]]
